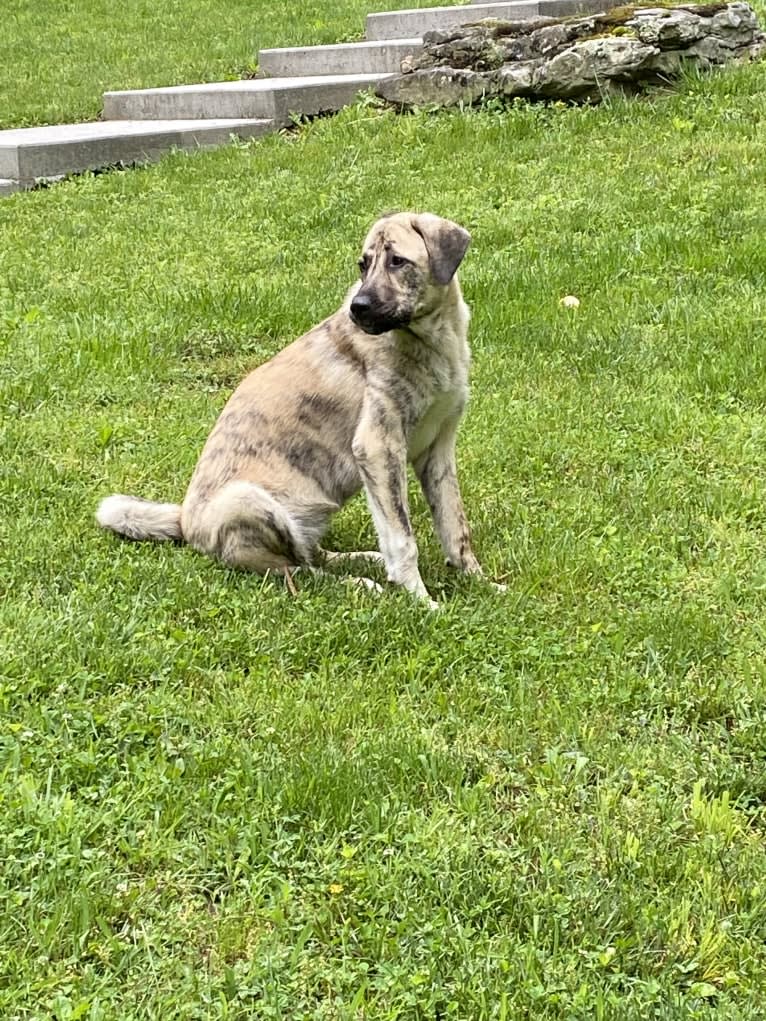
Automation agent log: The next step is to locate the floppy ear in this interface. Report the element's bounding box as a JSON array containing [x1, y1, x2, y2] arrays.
[[412, 214, 471, 285]]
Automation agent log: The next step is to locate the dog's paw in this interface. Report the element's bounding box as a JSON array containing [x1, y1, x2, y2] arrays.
[[347, 576, 384, 595]]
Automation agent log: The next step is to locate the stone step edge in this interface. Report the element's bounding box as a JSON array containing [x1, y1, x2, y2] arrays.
[[102, 73, 393, 123], [0, 178, 30, 196], [366, 1, 541, 39], [0, 118, 274, 190], [258, 38, 423, 77], [1, 174, 70, 196], [365, 0, 616, 39]]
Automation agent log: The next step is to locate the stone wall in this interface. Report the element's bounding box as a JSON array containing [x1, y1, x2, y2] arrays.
[[376, 2, 766, 107]]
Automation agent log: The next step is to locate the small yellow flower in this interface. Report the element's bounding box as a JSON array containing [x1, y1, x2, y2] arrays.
[[328, 883, 344, 895]]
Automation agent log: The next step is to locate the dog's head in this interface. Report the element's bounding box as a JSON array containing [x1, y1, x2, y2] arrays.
[[349, 212, 471, 336]]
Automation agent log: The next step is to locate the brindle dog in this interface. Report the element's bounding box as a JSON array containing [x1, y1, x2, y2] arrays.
[[96, 212, 500, 607]]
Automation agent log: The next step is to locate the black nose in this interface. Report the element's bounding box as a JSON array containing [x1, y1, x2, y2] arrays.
[[350, 294, 372, 320]]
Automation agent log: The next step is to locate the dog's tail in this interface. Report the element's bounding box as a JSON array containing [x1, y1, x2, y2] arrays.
[[95, 494, 183, 543]]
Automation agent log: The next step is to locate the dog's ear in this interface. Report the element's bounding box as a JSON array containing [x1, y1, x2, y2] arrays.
[[412, 214, 471, 285]]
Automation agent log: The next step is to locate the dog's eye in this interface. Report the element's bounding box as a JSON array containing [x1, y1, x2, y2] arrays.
[[358, 258, 369, 276], [389, 254, 408, 269]]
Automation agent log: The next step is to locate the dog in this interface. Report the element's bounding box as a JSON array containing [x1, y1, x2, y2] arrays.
[[96, 212, 499, 608]]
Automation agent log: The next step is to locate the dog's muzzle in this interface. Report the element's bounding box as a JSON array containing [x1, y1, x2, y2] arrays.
[[350, 294, 408, 336]]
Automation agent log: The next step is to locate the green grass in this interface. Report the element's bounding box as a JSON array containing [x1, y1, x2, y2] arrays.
[[4, 39, 766, 1021], [0, 0, 465, 129]]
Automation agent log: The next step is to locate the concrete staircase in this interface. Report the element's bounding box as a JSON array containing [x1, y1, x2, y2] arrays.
[[0, 0, 609, 196]]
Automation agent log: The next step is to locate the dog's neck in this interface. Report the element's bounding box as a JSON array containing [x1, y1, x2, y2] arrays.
[[408, 276, 470, 344]]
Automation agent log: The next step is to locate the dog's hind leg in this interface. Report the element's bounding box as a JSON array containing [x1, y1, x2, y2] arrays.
[[319, 549, 385, 566], [300, 550, 386, 595], [184, 480, 314, 574], [291, 564, 384, 596], [313, 549, 386, 595]]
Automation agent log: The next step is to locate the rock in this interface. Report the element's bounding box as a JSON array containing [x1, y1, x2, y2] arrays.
[[417, 28, 507, 70], [377, 68, 493, 108], [492, 63, 536, 96], [627, 3, 758, 48], [534, 36, 658, 97], [628, 9, 708, 47], [379, 1, 766, 108]]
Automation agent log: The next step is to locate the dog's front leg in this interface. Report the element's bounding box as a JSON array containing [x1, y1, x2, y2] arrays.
[[352, 403, 435, 608], [414, 420, 483, 576]]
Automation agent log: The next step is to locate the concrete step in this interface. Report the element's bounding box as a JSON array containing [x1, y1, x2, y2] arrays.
[[103, 73, 392, 125], [366, 0, 613, 39], [0, 118, 273, 184], [366, 1, 537, 39], [259, 38, 423, 77], [0, 178, 27, 196]]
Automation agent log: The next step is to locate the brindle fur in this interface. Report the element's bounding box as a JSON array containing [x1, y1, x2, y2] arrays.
[[95, 212, 496, 607]]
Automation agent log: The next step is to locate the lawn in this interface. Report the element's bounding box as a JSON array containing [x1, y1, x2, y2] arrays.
[[4, 6, 766, 1019], [0, 0, 463, 129]]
